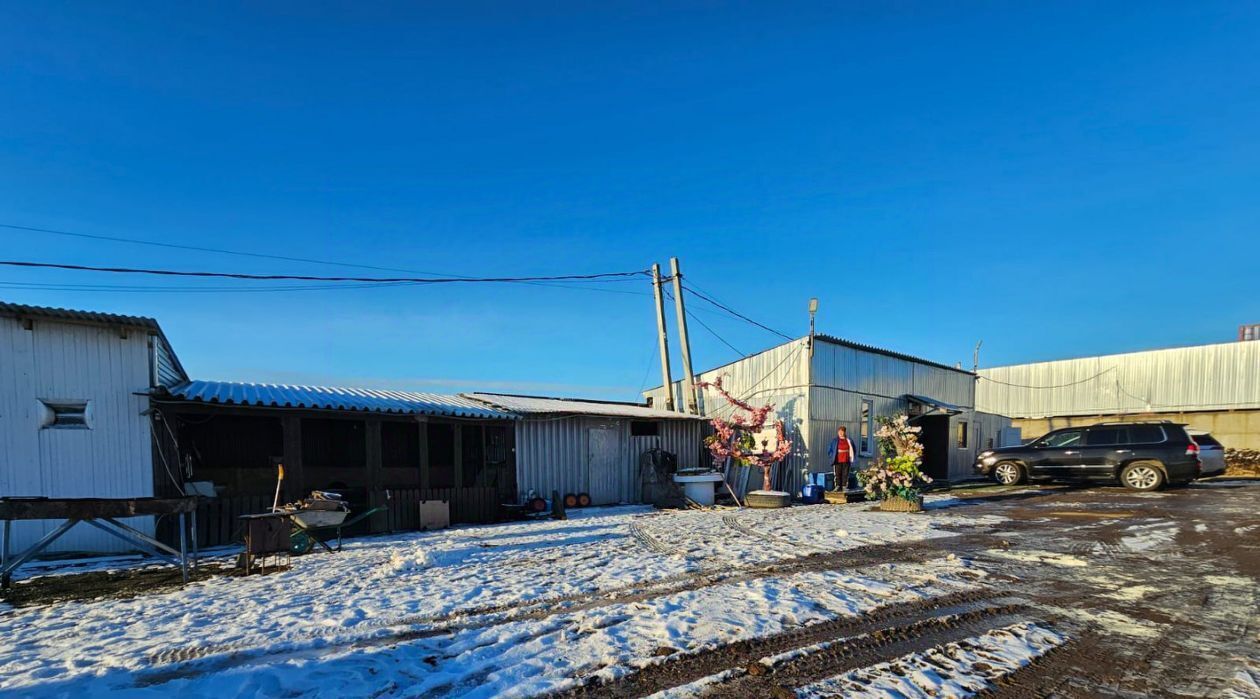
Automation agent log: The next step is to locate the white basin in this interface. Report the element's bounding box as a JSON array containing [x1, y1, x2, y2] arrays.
[[673, 471, 724, 506]]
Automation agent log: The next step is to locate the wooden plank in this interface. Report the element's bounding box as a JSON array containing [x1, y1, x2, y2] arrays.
[[0, 496, 197, 520]]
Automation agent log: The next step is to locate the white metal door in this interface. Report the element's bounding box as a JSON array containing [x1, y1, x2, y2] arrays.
[[586, 426, 620, 505]]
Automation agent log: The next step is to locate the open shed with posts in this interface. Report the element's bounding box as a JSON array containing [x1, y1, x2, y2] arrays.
[[462, 393, 707, 506], [149, 380, 518, 547]]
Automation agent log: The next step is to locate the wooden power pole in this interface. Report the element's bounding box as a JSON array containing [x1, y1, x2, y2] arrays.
[[669, 257, 699, 414], [651, 263, 676, 411]]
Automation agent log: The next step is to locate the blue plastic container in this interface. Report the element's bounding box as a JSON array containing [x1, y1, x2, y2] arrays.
[[800, 484, 825, 504]]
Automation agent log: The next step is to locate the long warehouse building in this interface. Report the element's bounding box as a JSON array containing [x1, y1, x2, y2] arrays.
[[975, 340, 1260, 450]]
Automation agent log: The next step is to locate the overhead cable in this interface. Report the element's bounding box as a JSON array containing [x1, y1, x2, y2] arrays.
[[0, 259, 651, 285]]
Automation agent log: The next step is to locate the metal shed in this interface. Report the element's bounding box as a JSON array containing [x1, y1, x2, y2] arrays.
[[644, 335, 1011, 493], [0, 302, 187, 554], [463, 393, 707, 505]]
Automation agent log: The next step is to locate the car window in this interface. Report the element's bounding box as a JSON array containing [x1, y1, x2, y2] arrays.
[[1191, 433, 1222, 447], [1126, 425, 1166, 444], [1085, 428, 1124, 446], [1040, 429, 1083, 447]]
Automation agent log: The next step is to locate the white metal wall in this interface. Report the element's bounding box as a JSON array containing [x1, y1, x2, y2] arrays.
[[1, 318, 156, 553], [976, 341, 1260, 418], [514, 417, 702, 505], [644, 340, 811, 498], [643, 338, 991, 490], [809, 341, 978, 475]]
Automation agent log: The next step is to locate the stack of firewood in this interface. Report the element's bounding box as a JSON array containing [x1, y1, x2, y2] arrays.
[[1225, 448, 1260, 476]]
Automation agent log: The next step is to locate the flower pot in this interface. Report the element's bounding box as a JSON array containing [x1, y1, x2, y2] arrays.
[[878, 495, 923, 513], [745, 490, 791, 509]]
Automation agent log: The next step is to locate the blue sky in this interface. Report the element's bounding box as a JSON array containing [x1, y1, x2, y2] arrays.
[[2, 2, 1258, 399]]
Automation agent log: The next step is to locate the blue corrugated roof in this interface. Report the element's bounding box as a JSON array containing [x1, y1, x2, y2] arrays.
[[165, 380, 515, 419]]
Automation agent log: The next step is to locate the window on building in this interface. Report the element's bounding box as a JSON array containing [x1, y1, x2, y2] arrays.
[[427, 423, 456, 489], [41, 400, 89, 429], [956, 421, 969, 448], [630, 421, 660, 437], [859, 399, 874, 456]]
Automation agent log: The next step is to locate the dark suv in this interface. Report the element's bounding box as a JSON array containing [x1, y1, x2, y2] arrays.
[[974, 421, 1202, 491]]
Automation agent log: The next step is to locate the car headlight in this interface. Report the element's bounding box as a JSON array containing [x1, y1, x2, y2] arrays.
[[979, 450, 994, 458], [981, 456, 998, 465]]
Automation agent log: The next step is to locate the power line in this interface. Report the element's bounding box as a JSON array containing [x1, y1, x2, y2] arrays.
[[662, 286, 744, 357], [0, 259, 651, 285], [0, 278, 647, 296], [0, 222, 452, 275], [0, 280, 424, 294], [0, 222, 651, 297], [686, 310, 745, 357], [680, 282, 794, 341], [976, 367, 1116, 389]]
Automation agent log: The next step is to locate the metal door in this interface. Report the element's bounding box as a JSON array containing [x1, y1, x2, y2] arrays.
[[586, 425, 621, 505]]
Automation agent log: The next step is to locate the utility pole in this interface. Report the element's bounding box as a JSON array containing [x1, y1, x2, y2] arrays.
[[669, 257, 699, 414], [651, 263, 676, 411], [973, 340, 983, 373]]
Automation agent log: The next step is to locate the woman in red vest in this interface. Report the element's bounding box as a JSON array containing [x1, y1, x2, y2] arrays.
[[827, 426, 857, 492]]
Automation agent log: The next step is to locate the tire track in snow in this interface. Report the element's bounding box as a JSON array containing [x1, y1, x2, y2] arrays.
[[721, 513, 839, 554], [142, 534, 998, 679], [553, 591, 1019, 698]]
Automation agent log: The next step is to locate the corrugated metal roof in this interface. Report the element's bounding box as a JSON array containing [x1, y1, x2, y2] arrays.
[[463, 392, 707, 420], [814, 335, 973, 375], [165, 380, 516, 418], [0, 301, 161, 330]]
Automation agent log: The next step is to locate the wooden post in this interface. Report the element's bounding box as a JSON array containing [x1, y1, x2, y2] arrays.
[[281, 416, 304, 498], [453, 423, 464, 489], [417, 416, 430, 490], [365, 418, 384, 532]]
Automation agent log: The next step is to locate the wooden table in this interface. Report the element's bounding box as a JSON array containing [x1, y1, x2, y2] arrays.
[[0, 496, 198, 588]]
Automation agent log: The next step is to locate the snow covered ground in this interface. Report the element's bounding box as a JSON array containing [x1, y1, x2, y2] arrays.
[[0, 499, 1001, 698]]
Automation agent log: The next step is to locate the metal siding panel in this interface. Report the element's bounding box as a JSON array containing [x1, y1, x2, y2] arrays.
[[515, 417, 593, 503], [154, 339, 185, 387], [646, 340, 809, 498], [10, 323, 156, 553], [976, 342, 1260, 418]]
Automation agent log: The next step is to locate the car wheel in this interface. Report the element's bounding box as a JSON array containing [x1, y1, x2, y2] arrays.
[[993, 461, 1025, 486], [1120, 461, 1164, 491]]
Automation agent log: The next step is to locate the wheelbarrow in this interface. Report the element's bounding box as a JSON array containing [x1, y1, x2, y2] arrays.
[[279, 491, 389, 555]]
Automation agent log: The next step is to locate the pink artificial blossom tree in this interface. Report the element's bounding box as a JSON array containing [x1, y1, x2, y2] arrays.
[[700, 376, 793, 492]]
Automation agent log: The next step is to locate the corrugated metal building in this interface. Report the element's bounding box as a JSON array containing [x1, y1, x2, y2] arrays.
[[645, 335, 1012, 496], [976, 341, 1260, 449], [462, 393, 706, 505], [0, 302, 187, 553]]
